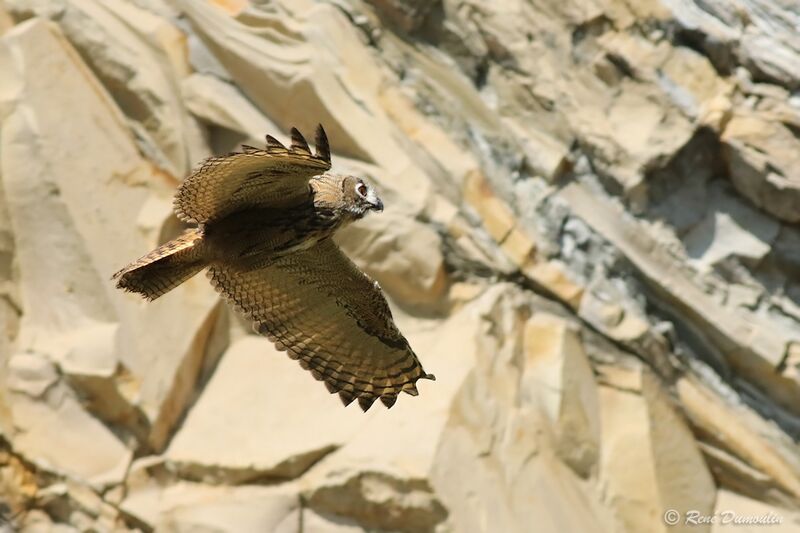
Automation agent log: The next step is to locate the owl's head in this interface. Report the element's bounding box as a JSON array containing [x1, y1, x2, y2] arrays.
[[341, 175, 384, 218], [312, 173, 384, 220]]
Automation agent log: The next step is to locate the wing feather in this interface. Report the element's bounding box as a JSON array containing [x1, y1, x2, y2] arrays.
[[290, 127, 312, 156], [174, 126, 332, 224], [207, 239, 434, 410], [314, 123, 330, 163]]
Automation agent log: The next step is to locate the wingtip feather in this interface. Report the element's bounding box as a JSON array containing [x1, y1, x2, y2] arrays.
[[265, 134, 287, 152], [339, 390, 355, 406], [380, 395, 397, 408], [314, 124, 331, 164], [358, 395, 376, 412], [290, 127, 312, 155]]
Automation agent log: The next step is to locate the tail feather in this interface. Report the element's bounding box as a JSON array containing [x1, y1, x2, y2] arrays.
[[113, 228, 207, 300]]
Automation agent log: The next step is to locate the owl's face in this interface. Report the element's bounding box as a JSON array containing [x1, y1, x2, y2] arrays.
[[311, 173, 384, 221], [342, 175, 383, 218]]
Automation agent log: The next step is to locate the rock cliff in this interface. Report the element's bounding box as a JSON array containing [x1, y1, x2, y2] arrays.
[[1, 0, 800, 531]]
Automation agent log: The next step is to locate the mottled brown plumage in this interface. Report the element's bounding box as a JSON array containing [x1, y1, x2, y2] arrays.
[[112, 125, 434, 411]]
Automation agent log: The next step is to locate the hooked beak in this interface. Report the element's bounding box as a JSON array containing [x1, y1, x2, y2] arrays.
[[363, 184, 384, 212]]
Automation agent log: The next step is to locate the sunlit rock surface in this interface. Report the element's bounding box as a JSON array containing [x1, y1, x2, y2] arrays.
[[1, 0, 800, 530]]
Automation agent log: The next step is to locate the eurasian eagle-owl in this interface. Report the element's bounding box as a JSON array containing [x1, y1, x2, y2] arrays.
[[113, 126, 434, 411]]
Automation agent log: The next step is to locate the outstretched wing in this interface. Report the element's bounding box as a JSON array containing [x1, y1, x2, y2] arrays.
[[174, 125, 332, 224], [207, 239, 435, 411]]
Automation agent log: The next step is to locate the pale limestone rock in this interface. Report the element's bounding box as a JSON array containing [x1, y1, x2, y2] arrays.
[[300, 289, 488, 530], [462, 171, 515, 243], [457, 2, 697, 200], [447, 282, 486, 310], [685, 209, 773, 269], [0, 302, 16, 433], [19, 511, 79, 533], [335, 210, 448, 310], [178, 0, 435, 213], [33, 480, 124, 531], [725, 283, 761, 311], [182, 72, 278, 143], [0, 442, 39, 519], [304, 469, 446, 533], [658, 46, 734, 119], [682, 184, 779, 270], [0, 174, 17, 390], [677, 377, 800, 501], [55, 322, 146, 440], [664, 0, 800, 88], [500, 227, 536, 268], [722, 108, 800, 223], [59, 322, 118, 377], [435, 427, 616, 533], [0, 202, 13, 294], [712, 490, 800, 533], [166, 336, 366, 483], [0, 17, 144, 333], [699, 441, 773, 496], [0, 18, 221, 452], [431, 287, 618, 533], [506, 121, 571, 182], [9, 382, 131, 487], [378, 85, 481, 190], [301, 509, 363, 533], [367, 0, 435, 33], [522, 313, 600, 477], [0, 29, 25, 121], [209, 0, 249, 16], [7, 0, 202, 177], [0, 5, 13, 35], [599, 370, 715, 533], [122, 480, 299, 532], [523, 260, 584, 310], [6, 352, 57, 398], [606, 84, 671, 158], [3, 0, 800, 530], [559, 182, 797, 410], [176, 0, 377, 159], [579, 286, 652, 344], [158, 486, 299, 533], [445, 229, 516, 277]]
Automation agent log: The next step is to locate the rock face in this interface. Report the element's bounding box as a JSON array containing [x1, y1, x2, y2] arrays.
[[1, 0, 800, 531]]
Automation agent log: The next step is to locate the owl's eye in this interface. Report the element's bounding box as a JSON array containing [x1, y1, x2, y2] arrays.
[[357, 183, 368, 197]]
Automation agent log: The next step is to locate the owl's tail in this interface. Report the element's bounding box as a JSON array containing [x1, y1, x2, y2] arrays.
[[112, 228, 208, 301]]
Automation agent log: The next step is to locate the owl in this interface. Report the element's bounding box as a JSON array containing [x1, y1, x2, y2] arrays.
[[113, 126, 434, 411]]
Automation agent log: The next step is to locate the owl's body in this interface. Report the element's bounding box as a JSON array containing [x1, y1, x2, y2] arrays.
[[204, 175, 365, 265], [113, 126, 433, 411]]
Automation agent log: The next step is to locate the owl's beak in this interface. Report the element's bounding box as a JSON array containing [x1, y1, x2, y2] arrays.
[[364, 185, 384, 212]]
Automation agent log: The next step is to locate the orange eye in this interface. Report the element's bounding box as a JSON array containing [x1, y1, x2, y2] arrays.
[[357, 183, 368, 196]]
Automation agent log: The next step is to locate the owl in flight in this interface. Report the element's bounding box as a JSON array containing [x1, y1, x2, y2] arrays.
[[113, 125, 434, 411]]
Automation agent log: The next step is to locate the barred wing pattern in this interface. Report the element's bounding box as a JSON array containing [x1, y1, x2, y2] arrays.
[[174, 126, 332, 224], [207, 239, 435, 411]]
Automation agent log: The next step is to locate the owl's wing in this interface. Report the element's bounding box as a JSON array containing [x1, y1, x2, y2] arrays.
[[174, 126, 332, 224], [207, 239, 435, 411]]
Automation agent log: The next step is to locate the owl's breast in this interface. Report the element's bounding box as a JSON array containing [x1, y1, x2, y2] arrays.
[[203, 203, 343, 263]]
